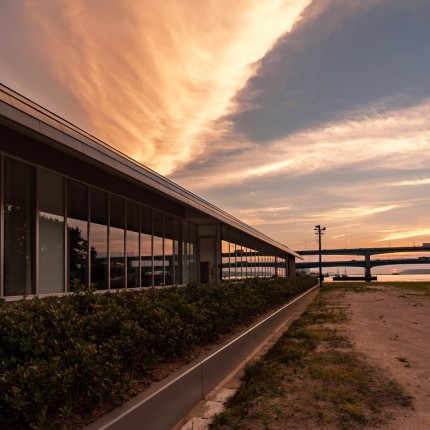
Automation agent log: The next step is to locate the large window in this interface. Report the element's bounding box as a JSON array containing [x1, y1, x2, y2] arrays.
[[3, 158, 36, 296], [164, 215, 173, 285], [173, 218, 182, 285], [153, 210, 164, 286], [110, 195, 125, 289], [67, 180, 88, 289], [221, 240, 230, 280], [141, 207, 152, 286], [189, 223, 197, 283], [182, 221, 190, 284], [126, 202, 139, 288], [38, 170, 65, 294], [90, 188, 108, 289]]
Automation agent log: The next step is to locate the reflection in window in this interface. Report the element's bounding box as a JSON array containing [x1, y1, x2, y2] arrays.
[[262, 248, 266, 277], [126, 202, 139, 288], [173, 218, 182, 285], [229, 242, 235, 279], [189, 223, 197, 283], [164, 215, 173, 285], [237, 244, 243, 279], [245, 247, 250, 278], [255, 247, 261, 277], [182, 221, 190, 284], [153, 211, 164, 286], [249, 247, 253, 278], [110, 195, 125, 289], [67, 180, 88, 290], [141, 207, 152, 286], [90, 188, 108, 289], [221, 240, 230, 280], [38, 169, 65, 293], [4, 158, 36, 296]]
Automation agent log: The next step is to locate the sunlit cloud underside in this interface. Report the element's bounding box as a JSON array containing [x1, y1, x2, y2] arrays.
[[23, 0, 311, 174], [173, 100, 430, 190]]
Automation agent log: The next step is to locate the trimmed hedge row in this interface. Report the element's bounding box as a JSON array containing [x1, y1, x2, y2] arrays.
[[0, 277, 316, 429]]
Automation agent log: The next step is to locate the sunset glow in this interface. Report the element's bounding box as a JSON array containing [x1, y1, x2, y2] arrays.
[[1, 0, 430, 268], [16, 0, 311, 175]]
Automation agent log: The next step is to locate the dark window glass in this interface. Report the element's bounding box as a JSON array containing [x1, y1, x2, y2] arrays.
[[141, 206, 152, 286], [181, 221, 190, 284], [173, 218, 182, 285], [4, 158, 36, 296], [164, 215, 173, 285], [189, 223, 197, 282], [126, 201, 139, 288], [221, 240, 230, 280], [90, 188, 108, 289], [38, 169, 64, 293], [153, 211, 163, 286], [67, 180, 88, 289], [110, 195, 125, 289]]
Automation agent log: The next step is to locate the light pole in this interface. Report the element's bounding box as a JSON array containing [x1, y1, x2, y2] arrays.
[[315, 225, 326, 286]]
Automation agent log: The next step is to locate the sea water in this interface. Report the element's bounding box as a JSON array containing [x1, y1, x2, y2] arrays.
[[325, 274, 430, 283]]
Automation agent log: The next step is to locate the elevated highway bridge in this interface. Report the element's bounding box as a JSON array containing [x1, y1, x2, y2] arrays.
[[295, 245, 430, 280]]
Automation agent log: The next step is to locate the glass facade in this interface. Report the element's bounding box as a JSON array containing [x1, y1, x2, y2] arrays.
[[0, 153, 291, 297], [3, 158, 35, 296], [126, 202, 139, 288], [90, 188, 109, 290], [220, 226, 289, 281], [38, 170, 65, 294], [67, 180, 88, 289], [110, 195, 125, 289], [0, 155, 198, 296]]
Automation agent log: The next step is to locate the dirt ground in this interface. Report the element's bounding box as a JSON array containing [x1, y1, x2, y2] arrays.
[[337, 286, 430, 429], [180, 285, 429, 430]]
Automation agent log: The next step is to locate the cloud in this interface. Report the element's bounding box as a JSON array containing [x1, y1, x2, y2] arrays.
[[391, 178, 430, 187], [15, 0, 311, 175], [374, 229, 430, 243], [172, 100, 430, 190], [232, 201, 403, 227]]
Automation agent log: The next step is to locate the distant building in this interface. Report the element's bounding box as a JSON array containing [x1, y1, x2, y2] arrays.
[[0, 84, 300, 299]]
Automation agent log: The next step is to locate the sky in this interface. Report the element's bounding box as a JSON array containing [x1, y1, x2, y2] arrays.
[[1, 0, 430, 273]]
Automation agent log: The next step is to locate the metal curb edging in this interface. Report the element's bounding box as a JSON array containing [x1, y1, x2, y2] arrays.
[[85, 283, 320, 430]]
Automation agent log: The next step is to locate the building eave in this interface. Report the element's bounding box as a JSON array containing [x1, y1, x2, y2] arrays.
[[0, 83, 301, 259]]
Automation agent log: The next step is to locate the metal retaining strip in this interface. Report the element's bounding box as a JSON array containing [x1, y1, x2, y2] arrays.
[[85, 284, 319, 430]]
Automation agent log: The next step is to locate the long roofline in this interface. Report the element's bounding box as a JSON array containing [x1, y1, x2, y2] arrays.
[[0, 83, 301, 259]]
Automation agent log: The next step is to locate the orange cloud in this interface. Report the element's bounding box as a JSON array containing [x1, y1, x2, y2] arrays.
[[374, 229, 430, 243], [23, 0, 311, 174]]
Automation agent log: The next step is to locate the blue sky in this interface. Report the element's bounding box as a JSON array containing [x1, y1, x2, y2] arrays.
[[1, 0, 430, 271]]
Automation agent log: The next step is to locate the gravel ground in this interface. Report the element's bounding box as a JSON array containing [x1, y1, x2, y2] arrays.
[[338, 286, 430, 429]]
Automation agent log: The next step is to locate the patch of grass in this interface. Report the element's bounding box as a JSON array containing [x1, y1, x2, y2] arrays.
[[323, 281, 430, 296], [389, 283, 430, 295], [322, 282, 378, 293], [211, 289, 413, 430]]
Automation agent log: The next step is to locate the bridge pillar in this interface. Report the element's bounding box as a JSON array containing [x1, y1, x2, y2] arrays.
[[364, 253, 372, 281]]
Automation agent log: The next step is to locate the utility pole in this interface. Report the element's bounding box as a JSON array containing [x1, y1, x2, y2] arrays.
[[315, 225, 326, 286]]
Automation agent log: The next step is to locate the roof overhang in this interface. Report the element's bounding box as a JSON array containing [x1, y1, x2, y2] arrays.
[[0, 84, 302, 260]]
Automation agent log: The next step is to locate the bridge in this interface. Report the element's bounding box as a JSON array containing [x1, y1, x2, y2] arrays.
[[295, 245, 430, 281]]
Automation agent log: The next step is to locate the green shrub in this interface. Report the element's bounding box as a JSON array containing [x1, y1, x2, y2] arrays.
[[0, 276, 316, 428]]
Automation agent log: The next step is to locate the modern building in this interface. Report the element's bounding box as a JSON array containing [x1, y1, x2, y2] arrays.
[[0, 84, 300, 300]]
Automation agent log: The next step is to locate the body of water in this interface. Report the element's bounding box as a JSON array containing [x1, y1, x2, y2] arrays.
[[325, 274, 430, 283]]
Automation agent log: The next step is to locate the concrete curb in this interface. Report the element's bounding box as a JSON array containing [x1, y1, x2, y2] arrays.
[[85, 284, 319, 430], [175, 285, 319, 430]]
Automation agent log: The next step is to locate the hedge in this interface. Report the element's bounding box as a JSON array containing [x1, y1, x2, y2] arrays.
[[0, 276, 316, 429]]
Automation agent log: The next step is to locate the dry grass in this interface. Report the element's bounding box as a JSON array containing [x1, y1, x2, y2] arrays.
[[325, 281, 430, 296], [210, 289, 412, 430]]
